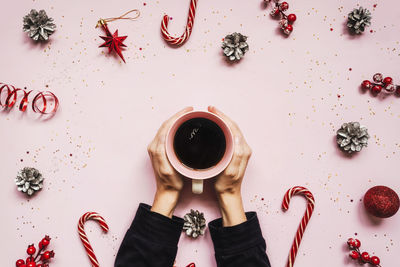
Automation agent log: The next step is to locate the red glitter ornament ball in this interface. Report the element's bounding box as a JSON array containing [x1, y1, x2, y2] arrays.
[[364, 186, 400, 218], [371, 85, 382, 93], [287, 14, 297, 23]]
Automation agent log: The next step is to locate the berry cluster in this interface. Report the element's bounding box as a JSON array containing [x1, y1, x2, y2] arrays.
[[347, 238, 381, 266], [264, 0, 297, 35], [16, 236, 55, 267], [361, 73, 400, 96]]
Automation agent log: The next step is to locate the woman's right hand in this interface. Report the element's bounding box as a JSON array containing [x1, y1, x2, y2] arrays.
[[208, 106, 252, 226]]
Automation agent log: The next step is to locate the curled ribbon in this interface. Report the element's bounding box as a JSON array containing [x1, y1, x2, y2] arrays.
[[0, 82, 59, 114]]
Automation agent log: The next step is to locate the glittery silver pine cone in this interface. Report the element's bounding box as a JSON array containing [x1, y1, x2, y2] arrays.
[[15, 167, 44, 196], [183, 209, 206, 238], [336, 122, 369, 154], [23, 9, 56, 41], [347, 7, 371, 34], [222, 32, 249, 62]]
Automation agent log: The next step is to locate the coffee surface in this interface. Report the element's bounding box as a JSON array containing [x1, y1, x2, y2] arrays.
[[173, 118, 226, 170]]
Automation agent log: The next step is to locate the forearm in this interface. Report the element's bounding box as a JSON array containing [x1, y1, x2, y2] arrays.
[[151, 189, 180, 218], [217, 192, 247, 227]]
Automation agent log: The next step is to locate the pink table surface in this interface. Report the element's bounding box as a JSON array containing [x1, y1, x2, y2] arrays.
[[1, 0, 399, 266]]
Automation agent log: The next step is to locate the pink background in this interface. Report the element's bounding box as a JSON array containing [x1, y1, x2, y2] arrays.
[[1, 0, 399, 266]]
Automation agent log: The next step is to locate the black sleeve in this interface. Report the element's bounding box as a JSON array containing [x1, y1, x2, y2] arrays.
[[115, 203, 184, 267], [209, 212, 271, 267]]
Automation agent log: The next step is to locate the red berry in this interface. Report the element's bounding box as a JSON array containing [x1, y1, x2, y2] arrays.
[[27, 245, 36, 255], [347, 238, 356, 248], [42, 252, 51, 260], [41, 250, 55, 261], [27, 262, 36, 267], [16, 259, 25, 267], [383, 77, 393, 85], [361, 80, 372, 89], [26, 257, 33, 263], [349, 250, 359, 260], [41, 236, 51, 248], [353, 239, 361, 248], [287, 14, 297, 23], [370, 256, 380, 265], [285, 24, 293, 31], [37, 265, 42, 267], [371, 85, 382, 93], [361, 252, 370, 262], [280, 2, 289, 11]]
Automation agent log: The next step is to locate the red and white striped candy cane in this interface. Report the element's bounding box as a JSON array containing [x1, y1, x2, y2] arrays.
[[78, 212, 109, 267], [282, 186, 315, 267], [161, 0, 198, 45]]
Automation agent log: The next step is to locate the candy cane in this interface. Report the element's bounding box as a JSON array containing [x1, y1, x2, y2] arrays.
[[282, 186, 315, 267], [161, 0, 198, 45], [78, 212, 109, 267]]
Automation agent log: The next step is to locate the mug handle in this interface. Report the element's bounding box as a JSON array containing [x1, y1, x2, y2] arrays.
[[192, 179, 203, 194]]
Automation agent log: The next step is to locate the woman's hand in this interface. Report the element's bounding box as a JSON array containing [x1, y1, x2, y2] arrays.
[[208, 106, 252, 226], [148, 107, 194, 218]]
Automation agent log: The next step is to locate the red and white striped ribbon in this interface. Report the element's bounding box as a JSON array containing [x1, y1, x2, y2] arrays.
[[161, 0, 198, 46], [78, 212, 109, 267], [282, 186, 315, 267]]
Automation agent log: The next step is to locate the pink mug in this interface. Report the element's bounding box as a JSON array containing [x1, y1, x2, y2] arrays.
[[165, 111, 234, 194]]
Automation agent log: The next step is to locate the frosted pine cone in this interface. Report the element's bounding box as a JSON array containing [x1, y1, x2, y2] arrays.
[[347, 7, 371, 34], [23, 9, 56, 41], [15, 167, 44, 196], [222, 32, 249, 62], [336, 122, 369, 154], [183, 209, 206, 238]]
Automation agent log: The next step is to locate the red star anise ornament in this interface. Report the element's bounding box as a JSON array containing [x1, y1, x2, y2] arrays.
[[96, 10, 140, 63], [98, 20, 127, 62]]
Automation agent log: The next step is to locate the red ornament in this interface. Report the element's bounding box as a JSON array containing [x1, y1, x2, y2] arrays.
[[96, 10, 140, 63], [371, 85, 382, 93], [383, 77, 393, 85], [98, 22, 127, 63], [27, 262, 36, 267], [371, 256, 380, 265], [364, 186, 400, 218], [287, 13, 296, 23]]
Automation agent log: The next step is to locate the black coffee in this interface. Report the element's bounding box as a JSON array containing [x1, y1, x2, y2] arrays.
[[173, 118, 226, 170]]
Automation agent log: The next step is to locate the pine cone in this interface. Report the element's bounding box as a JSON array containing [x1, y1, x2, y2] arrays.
[[183, 209, 206, 238], [23, 9, 56, 41], [336, 122, 369, 154], [15, 167, 44, 196], [347, 7, 371, 34], [222, 32, 249, 62]]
